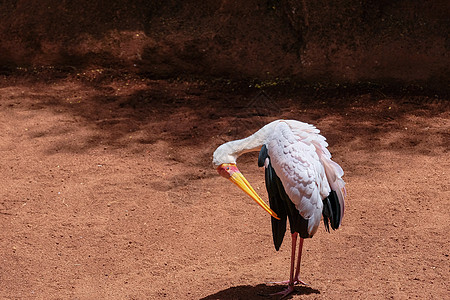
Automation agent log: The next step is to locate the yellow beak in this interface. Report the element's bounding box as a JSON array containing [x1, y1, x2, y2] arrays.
[[229, 171, 280, 220]]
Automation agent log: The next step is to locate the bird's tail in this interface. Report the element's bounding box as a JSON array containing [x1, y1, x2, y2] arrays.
[[322, 190, 341, 231], [316, 146, 346, 230]]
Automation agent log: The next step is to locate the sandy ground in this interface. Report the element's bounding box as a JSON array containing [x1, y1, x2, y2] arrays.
[[0, 73, 449, 299]]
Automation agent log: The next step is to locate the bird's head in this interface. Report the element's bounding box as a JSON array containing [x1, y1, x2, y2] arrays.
[[212, 142, 236, 166], [215, 163, 279, 220]]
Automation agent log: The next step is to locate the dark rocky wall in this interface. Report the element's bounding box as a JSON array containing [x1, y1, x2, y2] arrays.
[[0, 0, 448, 88]]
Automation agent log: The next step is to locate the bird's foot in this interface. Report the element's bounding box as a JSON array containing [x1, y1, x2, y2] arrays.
[[269, 278, 309, 286], [269, 284, 295, 299], [293, 277, 309, 286]]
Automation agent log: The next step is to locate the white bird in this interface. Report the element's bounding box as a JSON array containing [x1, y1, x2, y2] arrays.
[[213, 119, 346, 297]]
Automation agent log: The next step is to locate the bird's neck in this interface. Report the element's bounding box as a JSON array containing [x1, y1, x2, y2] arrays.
[[226, 122, 276, 159]]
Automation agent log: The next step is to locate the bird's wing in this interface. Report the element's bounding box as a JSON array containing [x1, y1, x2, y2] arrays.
[[267, 121, 328, 237], [285, 120, 346, 228], [259, 144, 312, 249]]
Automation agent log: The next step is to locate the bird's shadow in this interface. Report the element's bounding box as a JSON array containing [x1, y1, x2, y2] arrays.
[[200, 283, 320, 300]]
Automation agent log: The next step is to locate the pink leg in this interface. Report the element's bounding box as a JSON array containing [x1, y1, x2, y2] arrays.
[[293, 237, 308, 285], [270, 233, 298, 298], [269, 235, 309, 299], [288, 232, 298, 286]]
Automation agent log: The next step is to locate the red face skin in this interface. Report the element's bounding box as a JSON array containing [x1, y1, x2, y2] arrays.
[[217, 163, 240, 179]]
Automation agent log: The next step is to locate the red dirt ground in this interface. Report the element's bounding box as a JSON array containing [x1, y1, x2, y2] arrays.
[[0, 72, 449, 299]]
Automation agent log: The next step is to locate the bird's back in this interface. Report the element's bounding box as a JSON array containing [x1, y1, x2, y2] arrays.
[[265, 120, 345, 237]]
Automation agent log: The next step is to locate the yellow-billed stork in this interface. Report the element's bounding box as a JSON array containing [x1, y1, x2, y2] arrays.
[[213, 119, 346, 297]]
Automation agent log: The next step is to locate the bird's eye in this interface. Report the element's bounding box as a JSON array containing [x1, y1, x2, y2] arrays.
[[226, 167, 230, 170]]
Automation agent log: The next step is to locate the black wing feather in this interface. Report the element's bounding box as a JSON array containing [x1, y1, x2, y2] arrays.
[[322, 190, 341, 231], [264, 161, 287, 251], [258, 144, 268, 167]]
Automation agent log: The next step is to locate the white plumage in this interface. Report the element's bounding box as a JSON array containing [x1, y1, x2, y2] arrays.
[[267, 121, 330, 236]]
